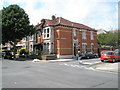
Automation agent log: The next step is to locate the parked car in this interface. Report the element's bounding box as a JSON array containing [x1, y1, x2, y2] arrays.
[[100, 51, 115, 62], [114, 50, 120, 61], [2, 50, 14, 59], [114, 49, 120, 52], [83, 52, 98, 59]]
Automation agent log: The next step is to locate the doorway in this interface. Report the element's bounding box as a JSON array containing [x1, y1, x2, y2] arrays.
[[73, 43, 76, 56]]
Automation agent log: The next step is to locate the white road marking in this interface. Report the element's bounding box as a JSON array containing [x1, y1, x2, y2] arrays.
[[59, 62, 119, 74], [81, 61, 101, 65], [59, 63, 89, 69], [59, 60, 101, 70]]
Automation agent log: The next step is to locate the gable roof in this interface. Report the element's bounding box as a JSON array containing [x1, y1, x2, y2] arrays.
[[36, 16, 96, 31]]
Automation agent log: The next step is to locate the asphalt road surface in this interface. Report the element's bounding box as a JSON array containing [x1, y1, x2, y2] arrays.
[[2, 59, 119, 88]]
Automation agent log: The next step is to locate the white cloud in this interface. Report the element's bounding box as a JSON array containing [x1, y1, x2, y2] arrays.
[[2, 0, 119, 30], [0, 0, 3, 10]]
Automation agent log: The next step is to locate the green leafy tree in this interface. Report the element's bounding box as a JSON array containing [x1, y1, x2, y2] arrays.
[[2, 4, 35, 59], [97, 33, 106, 45], [97, 30, 119, 49], [0, 10, 2, 45]]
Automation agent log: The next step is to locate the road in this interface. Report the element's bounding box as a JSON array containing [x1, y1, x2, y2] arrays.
[[2, 58, 119, 88]]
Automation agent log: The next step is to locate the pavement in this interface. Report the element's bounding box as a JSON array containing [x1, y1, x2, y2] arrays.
[[38, 59, 74, 63], [18, 57, 75, 62], [90, 62, 119, 73]]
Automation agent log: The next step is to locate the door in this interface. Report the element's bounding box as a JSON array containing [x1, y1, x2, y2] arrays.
[[73, 43, 76, 56]]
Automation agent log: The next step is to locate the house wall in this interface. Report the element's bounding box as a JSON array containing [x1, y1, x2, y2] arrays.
[[54, 26, 98, 58], [14, 25, 98, 58], [54, 27, 73, 56]]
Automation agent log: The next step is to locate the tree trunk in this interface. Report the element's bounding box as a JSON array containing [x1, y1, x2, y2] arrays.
[[13, 41, 17, 60]]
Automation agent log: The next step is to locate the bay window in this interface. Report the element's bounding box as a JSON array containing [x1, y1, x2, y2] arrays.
[[43, 27, 51, 39]]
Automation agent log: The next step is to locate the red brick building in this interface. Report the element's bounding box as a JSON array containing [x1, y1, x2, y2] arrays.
[[35, 15, 98, 58]]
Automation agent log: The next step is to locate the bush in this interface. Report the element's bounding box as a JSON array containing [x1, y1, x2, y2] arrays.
[[17, 48, 28, 55]]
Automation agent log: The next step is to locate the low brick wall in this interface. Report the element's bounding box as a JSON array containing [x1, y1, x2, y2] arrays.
[[41, 55, 57, 60]]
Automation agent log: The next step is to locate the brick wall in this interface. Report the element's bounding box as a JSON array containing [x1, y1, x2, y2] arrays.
[[54, 26, 98, 55], [54, 27, 73, 55]]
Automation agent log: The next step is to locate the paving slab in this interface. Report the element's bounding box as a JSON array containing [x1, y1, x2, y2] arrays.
[[90, 62, 119, 73]]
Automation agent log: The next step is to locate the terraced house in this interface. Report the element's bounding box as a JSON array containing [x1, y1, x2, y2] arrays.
[[34, 15, 98, 59]]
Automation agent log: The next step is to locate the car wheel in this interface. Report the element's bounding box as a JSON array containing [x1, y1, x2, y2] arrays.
[[101, 60, 104, 62], [87, 56, 90, 59], [112, 59, 115, 63]]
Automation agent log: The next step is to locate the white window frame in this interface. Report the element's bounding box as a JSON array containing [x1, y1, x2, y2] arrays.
[[90, 31, 94, 40], [30, 44, 33, 52], [38, 31, 41, 38], [23, 37, 26, 42], [82, 31, 86, 40], [30, 35, 33, 41], [91, 43, 94, 52], [43, 42, 51, 54], [73, 28, 76, 36], [82, 43, 87, 54], [43, 27, 51, 39]]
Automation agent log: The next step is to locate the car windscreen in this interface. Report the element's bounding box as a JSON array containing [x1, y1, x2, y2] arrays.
[[103, 52, 113, 55]]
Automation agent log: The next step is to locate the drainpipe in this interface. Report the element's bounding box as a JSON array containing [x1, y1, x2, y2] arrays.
[[72, 27, 74, 58]]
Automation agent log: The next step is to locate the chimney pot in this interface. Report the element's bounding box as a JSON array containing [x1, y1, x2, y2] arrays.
[[52, 15, 56, 20]]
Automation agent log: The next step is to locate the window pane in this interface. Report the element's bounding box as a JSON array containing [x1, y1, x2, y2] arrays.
[[91, 31, 94, 40], [44, 29, 46, 33], [47, 34, 49, 37], [47, 28, 49, 33], [73, 29, 76, 36], [82, 31, 86, 39]]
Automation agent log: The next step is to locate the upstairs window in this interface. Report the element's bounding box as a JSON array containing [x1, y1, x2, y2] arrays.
[[73, 28, 76, 36], [43, 27, 50, 39], [82, 31, 86, 39], [47, 28, 49, 38], [30, 35, 33, 40], [38, 31, 41, 37], [44, 29, 46, 38], [33, 34, 36, 41], [90, 31, 94, 40]]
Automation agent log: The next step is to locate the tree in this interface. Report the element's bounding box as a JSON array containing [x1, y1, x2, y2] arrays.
[[0, 10, 2, 45], [97, 30, 119, 49], [2, 4, 35, 59]]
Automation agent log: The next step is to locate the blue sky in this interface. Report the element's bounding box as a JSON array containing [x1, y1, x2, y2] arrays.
[[1, 0, 119, 31]]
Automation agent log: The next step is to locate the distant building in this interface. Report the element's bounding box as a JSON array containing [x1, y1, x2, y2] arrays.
[[96, 29, 107, 34]]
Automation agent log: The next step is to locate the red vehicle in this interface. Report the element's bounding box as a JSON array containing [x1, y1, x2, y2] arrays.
[[100, 51, 115, 62], [114, 51, 120, 61]]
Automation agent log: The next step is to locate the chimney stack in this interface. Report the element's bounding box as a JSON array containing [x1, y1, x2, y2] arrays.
[[52, 15, 56, 20]]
